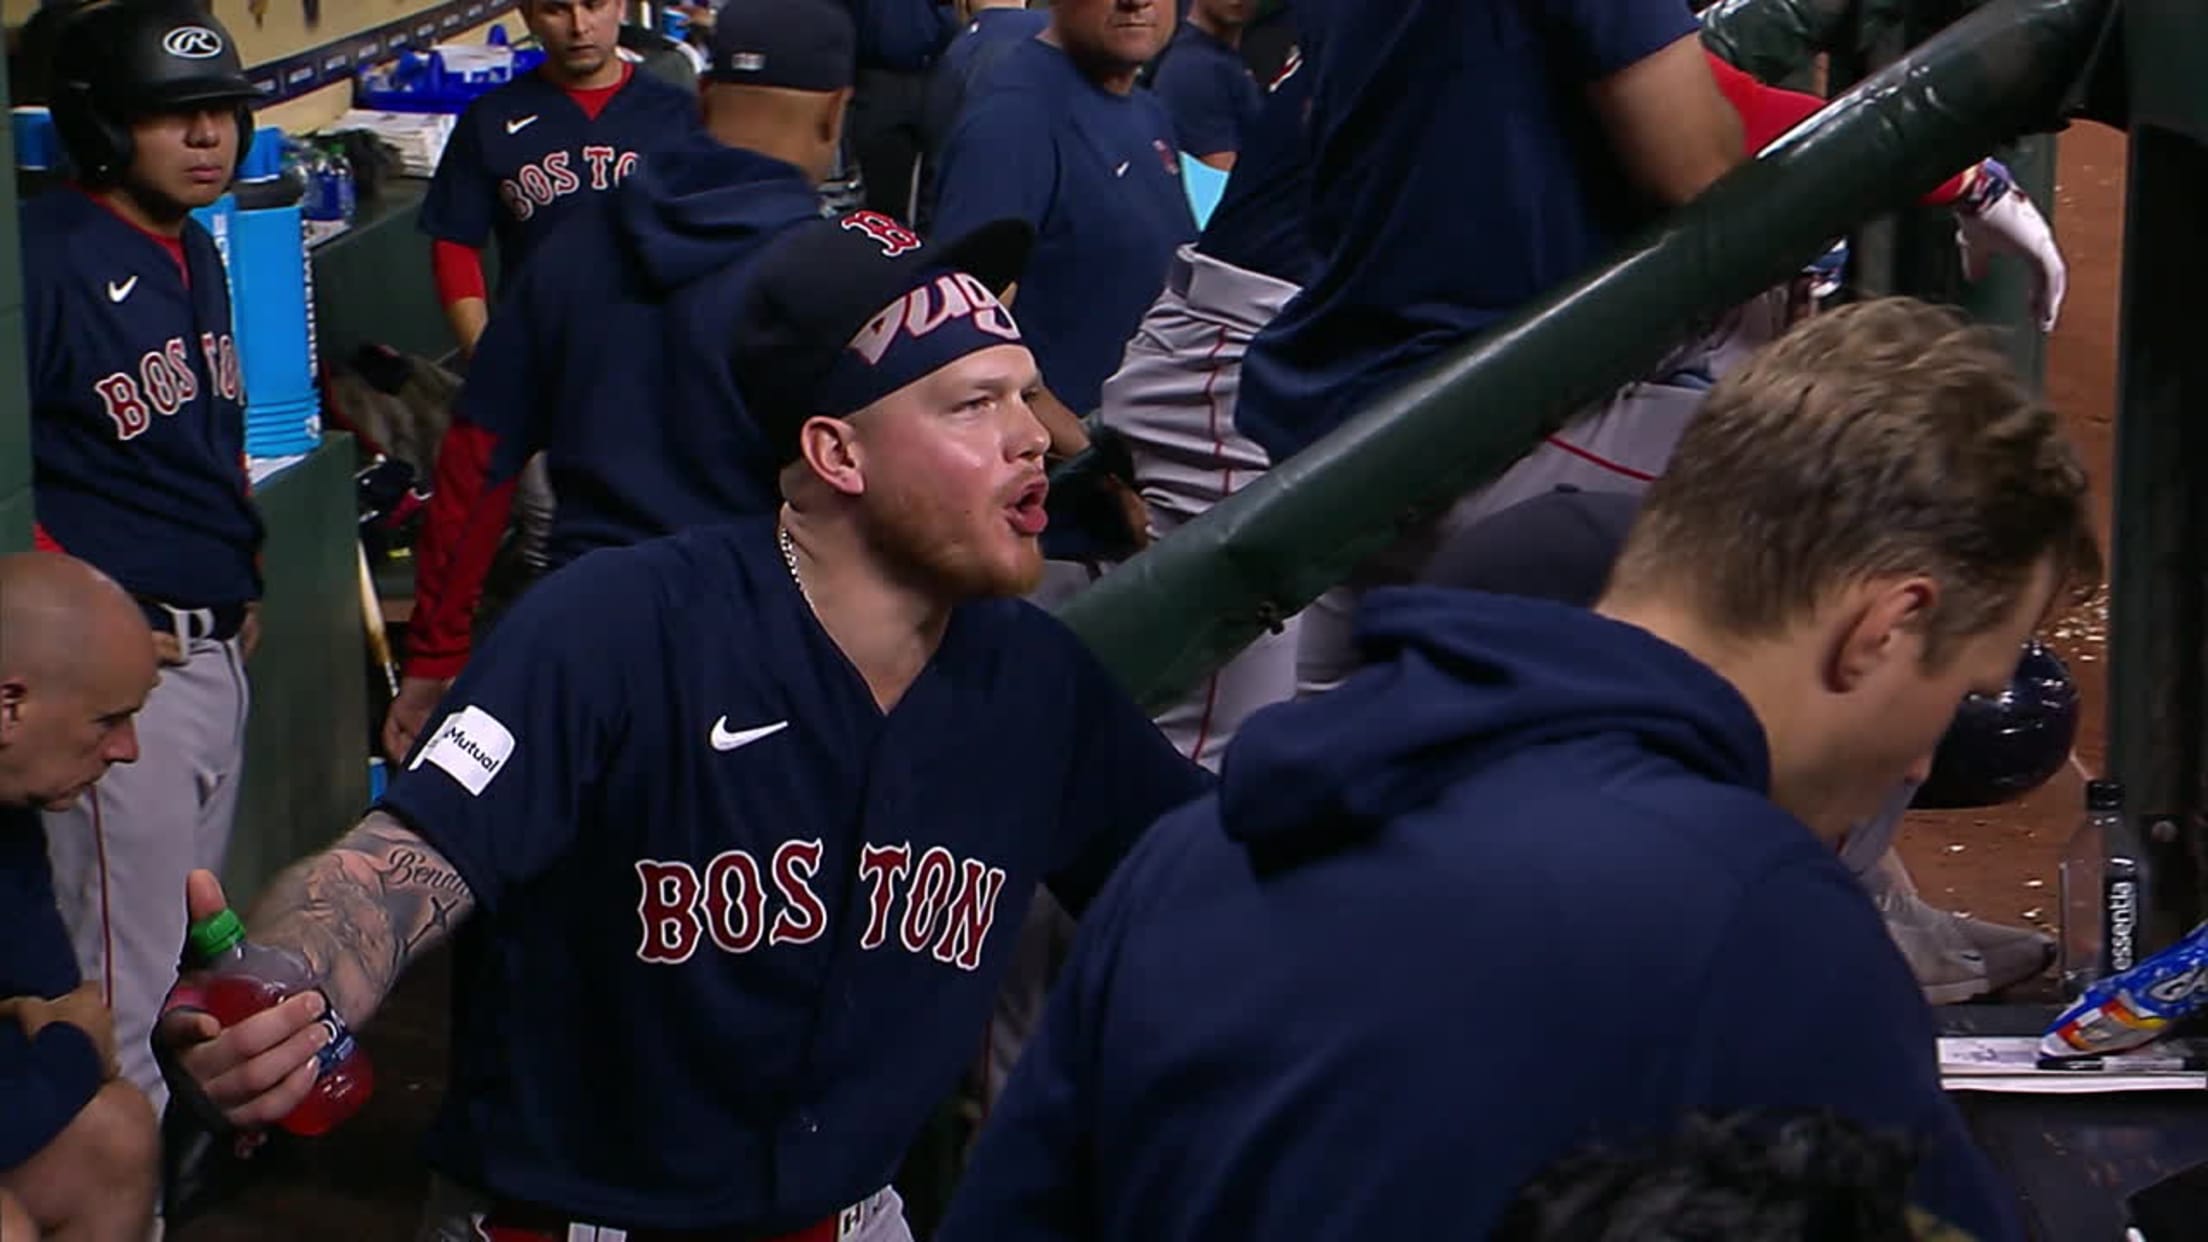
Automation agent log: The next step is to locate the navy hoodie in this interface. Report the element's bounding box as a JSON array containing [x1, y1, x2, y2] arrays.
[[940, 589, 2021, 1242], [460, 135, 823, 567]]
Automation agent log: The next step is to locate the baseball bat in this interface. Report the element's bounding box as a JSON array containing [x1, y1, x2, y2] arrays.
[[357, 542, 400, 700]]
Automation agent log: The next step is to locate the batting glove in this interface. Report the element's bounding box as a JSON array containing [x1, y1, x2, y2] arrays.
[[1956, 158, 2068, 334]]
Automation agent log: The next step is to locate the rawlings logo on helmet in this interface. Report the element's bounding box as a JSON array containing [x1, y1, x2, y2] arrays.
[[162, 26, 225, 59]]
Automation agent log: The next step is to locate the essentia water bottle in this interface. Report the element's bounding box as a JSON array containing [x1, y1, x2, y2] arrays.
[[186, 908, 375, 1135]]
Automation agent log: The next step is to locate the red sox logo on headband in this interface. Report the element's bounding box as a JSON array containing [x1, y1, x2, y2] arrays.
[[842, 210, 922, 258]]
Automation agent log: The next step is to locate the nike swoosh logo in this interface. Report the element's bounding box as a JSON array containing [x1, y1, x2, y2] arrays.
[[505, 114, 540, 134], [106, 276, 139, 302], [1114, 161, 1130, 178], [711, 718, 789, 752]]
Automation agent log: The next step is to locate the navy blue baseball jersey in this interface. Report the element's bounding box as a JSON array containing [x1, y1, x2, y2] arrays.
[[378, 520, 1207, 1231], [940, 588, 2022, 1242], [1234, 0, 1698, 461], [0, 806, 104, 1171], [936, 6, 1045, 89], [921, 7, 1048, 157], [1149, 23, 1262, 159], [462, 137, 822, 566], [931, 38, 1196, 415], [914, 6, 1049, 232], [419, 66, 701, 282], [22, 189, 261, 607], [1194, 50, 1315, 288]]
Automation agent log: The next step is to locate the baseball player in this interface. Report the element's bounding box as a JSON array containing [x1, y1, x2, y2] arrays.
[[1090, 52, 1309, 766], [1426, 487, 2060, 1005], [930, 0, 1192, 464], [1237, 0, 1745, 697], [839, 0, 957, 220], [1144, 0, 1261, 170], [1232, 2, 2073, 697], [157, 212, 1208, 1242], [383, 0, 855, 764], [913, 1, 1048, 230], [1097, 27, 2066, 765], [0, 553, 162, 1242], [420, 0, 701, 358], [941, 299, 2096, 1242], [23, 0, 264, 1123]]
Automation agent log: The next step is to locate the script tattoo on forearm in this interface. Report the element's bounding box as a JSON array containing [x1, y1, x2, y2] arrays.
[[247, 811, 477, 1029]]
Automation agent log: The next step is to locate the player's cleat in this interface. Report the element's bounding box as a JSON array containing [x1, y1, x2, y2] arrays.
[[1866, 850, 2055, 1005]]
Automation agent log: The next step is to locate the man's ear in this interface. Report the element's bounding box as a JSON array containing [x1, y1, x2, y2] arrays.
[[797, 415, 867, 498], [0, 679, 27, 747], [1829, 576, 1938, 693], [822, 86, 855, 148]]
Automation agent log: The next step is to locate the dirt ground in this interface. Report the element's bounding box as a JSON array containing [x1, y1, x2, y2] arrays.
[[1893, 121, 2126, 962]]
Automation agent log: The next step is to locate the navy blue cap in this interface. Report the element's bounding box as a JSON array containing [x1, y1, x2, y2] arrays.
[[1423, 487, 1642, 607], [733, 211, 1034, 465], [708, 0, 856, 90]]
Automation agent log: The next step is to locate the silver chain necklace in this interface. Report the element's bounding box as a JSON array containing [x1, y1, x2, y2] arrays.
[[778, 521, 816, 610]]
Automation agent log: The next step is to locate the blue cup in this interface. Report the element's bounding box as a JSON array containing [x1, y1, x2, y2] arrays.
[[12, 107, 57, 172]]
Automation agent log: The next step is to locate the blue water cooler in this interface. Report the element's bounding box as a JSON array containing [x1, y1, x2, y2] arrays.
[[193, 127, 322, 458]]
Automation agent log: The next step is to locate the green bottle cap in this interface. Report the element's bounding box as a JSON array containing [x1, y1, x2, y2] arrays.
[[186, 909, 246, 961]]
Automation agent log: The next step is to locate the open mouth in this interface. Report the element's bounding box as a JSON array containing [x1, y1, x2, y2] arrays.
[[1006, 477, 1050, 537]]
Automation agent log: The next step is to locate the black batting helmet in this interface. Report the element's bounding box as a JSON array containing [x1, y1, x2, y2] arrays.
[[1910, 640, 2081, 811], [47, 1, 260, 186]]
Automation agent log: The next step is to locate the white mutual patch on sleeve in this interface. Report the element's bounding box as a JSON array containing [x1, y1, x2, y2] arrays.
[[408, 704, 516, 796]]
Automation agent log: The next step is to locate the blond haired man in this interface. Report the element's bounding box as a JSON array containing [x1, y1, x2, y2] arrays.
[[944, 298, 2095, 1242]]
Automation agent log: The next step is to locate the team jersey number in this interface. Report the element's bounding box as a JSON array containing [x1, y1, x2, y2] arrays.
[[93, 333, 239, 441], [498, 146, 640, 222]]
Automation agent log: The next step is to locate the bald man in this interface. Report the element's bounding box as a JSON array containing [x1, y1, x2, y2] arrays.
[[0, 551, 161, 1242]]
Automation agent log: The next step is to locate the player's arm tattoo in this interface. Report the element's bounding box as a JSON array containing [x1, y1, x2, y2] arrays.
[[245, 810, 478, 1029]]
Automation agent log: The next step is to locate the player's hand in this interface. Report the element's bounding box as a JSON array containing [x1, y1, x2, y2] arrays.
[[1956, 159, 2067, 334], [4, 982, 119, 1079], [153, 631, 188, 667], [1105, 476, 1153, 553], [381, 675, 453, 764], [239, 602, 263, 663], [155, 871, 328, 1131]]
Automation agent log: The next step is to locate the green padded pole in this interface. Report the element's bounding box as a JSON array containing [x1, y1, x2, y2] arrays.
[[1059, 0, 2115, 712], [1698, 0, 1857, 82], [1705, 0, 2060, 389]]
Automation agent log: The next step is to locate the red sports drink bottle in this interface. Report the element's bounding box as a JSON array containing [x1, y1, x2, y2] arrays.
[[186, 908, 375, 1135]]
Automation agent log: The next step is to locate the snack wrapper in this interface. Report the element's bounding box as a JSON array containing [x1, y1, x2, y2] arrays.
[[2042, 919, 2208, 1058]]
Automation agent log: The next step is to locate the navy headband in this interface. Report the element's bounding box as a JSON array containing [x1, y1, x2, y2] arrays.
[[814, 269, 1024, 419]]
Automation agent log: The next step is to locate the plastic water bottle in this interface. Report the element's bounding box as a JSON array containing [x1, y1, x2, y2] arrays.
[[321, 143, 357, 223], [300, 147, 336, 222], [186, 908, 375, 1136], [2059, 779, 2135, 996]]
